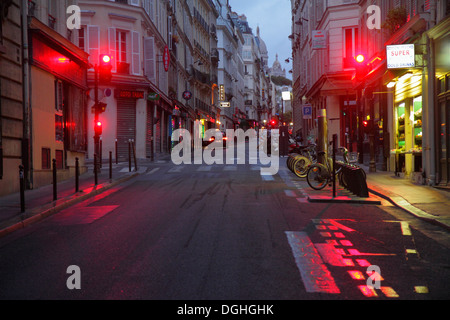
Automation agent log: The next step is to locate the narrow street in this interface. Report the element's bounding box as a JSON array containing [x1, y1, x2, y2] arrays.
[[1, 147, 449, 301]]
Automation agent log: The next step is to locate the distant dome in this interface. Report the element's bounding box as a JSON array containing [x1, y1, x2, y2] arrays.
[[270, 54, 286, 78]]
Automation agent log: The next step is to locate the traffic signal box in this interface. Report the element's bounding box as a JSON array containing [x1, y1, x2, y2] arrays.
[[94, 121, 103, 136], [99, 54, 113, 84], [353, 54, 369, 82]]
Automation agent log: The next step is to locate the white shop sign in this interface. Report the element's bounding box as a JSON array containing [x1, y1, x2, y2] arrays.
[[386, 44, 415, 69]]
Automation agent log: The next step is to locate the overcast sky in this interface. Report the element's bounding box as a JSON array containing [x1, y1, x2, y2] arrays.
[[228, 0, 293, 79]]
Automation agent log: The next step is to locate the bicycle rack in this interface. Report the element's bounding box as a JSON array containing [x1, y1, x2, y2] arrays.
[[336, 161, 369, 198]]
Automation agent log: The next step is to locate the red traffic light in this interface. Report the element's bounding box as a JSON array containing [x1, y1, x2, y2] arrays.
[[98, 54, 113, 84], [363, 120, 369, 127], [102, 55, 111, 64], [355, 54, 366, 64], [100, 54, 112, 65], [94, 121, 103, 136]]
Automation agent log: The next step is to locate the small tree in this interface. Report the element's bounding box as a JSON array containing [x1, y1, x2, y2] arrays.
[[382, 7, 407, 36]]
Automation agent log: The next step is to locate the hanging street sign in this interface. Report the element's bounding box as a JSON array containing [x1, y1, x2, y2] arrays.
[[182, 90, 192, 100], [163, 45, 170, 72], [148, 92, 160, 101]]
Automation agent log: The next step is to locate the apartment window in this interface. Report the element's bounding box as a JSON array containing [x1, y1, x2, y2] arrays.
[[243, 50, 252, 60], [343, 27, 359, 69], [116, 30, 127, 63], [78, 28, 85, 51]]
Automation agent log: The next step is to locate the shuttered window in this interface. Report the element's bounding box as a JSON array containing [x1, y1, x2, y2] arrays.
[[87, 25, 99, 67], [108, 27, 117, 72], [132, 31, 140, 75], [144, 37, 156, 82]]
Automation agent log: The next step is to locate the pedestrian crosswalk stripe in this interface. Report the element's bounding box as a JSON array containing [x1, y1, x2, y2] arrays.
[[147, 168, 160, 175], [197, 166, 212, 172]]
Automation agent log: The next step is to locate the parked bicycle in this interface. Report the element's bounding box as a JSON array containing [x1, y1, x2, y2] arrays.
[[306, 147, 365, 190], [286, 144, 317, 178]]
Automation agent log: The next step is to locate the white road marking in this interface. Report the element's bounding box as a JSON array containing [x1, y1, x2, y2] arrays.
[[285, 231, 340, 294], [147, 168, 160, 175]]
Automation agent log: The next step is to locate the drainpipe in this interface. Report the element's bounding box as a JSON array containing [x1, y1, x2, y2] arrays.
[[22, 0, 32, 189], [426, 35, 436, 186]]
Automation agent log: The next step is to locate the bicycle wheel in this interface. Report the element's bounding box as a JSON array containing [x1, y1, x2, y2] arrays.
[[293, 156, 311, 178], [338, 170, 348, 188], [306, 163, 329, 190]]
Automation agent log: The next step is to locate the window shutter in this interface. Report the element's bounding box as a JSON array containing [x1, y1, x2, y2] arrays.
[[168, 15, 173, 50], [144, 37, 156, 82], [87, 25, 99, 67], [108, 27, 117, 72], [132, 31, 141, 75]]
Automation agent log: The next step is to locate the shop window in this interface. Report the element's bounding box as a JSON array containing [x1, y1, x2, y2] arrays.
[[413, 96, 423, 152], [42, 148, 51, 170], [397, 103, 406, 147]]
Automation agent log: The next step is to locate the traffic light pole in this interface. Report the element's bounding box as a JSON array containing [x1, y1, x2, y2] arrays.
[[94, 64, 100, 174], [357, 87, 364, 165]]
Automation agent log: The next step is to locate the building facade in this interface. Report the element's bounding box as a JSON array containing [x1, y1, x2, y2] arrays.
[[291, 0, 449, 186], [0, 0, 24, 196]]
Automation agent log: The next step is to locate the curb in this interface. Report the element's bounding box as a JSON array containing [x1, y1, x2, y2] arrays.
[[307, 195, 381, 205], [0, 173, 139, 239], [368, 187, 450, 232]]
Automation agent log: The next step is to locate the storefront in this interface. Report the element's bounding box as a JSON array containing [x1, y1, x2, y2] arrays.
[[389, 72, 423, 180], [29, 18, 89, 188]]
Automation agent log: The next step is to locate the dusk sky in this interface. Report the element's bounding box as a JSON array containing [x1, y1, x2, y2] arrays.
[[228, 0, 293, 79]]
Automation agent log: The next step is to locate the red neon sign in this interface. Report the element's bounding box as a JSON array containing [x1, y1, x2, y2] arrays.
[[163, 45, 170, 72]]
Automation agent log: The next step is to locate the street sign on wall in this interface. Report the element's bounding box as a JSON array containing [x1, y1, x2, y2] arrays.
[[386, 44, 415, 69], [303, 105, 312, 119], [312, 30, 327, 50]]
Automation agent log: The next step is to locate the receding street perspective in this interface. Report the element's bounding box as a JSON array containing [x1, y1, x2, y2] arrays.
[[0, 0, 450, 309]]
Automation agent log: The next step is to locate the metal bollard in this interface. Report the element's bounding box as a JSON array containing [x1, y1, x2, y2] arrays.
[[109, 151, 112, 180], [52, 159, 57, 201], [100, 138, 103, 169], [132, 139, 138, 172], [75, 157, 80, 193], [128, 139, 132, 172], [115, 139, 118, 164], [332, 134, 337, 198], [19, 165, 25, 213], [94, 154, 98, 186]]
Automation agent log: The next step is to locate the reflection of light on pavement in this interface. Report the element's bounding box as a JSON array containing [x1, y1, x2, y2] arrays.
[[287, 219, 404, 298], [358, 285, 378, 297], [285, 232, 341, 294]]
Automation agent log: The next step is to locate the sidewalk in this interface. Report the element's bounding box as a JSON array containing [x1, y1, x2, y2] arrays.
[[0, 160, 148, 238], [284, 158, 450, 231], [361, 164, 450, 231]]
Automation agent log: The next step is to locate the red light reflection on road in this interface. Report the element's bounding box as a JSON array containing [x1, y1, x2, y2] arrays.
[[358, 285, 378, 297], [348, 270, 365, 280]]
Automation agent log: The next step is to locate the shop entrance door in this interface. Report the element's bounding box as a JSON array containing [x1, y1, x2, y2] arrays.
[[117, 99, 136, 162]]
